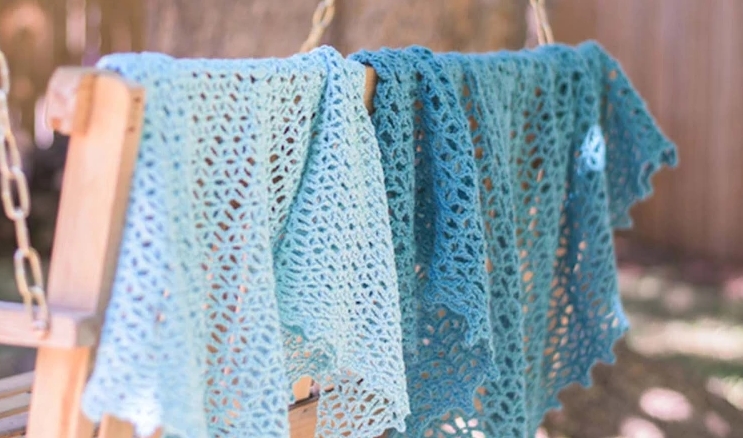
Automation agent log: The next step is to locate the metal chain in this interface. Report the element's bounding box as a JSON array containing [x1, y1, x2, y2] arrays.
[[0, 51, 49, 335], [299, 0, 336, 53], [529, 0, 554, 46]]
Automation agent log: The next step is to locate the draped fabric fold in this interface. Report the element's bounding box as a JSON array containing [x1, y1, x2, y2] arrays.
[[82, 47, 409, 438], [352, 40, 676, 437]]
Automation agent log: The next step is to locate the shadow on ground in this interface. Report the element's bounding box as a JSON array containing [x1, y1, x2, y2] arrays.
[[540, 237, 743, 438]]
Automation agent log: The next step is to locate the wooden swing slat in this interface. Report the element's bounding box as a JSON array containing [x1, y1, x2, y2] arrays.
[[0, 373, 32, 401], [0, 373, 32, 438], [289, 398, 319, 438], [0, 394, 29, 422], [0, 412, 26, 438]]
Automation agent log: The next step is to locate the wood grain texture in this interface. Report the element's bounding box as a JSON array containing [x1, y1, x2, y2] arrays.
[[551, 0, 743, 261], [289, 398, 318, 438], [25, 70, 144, 438]]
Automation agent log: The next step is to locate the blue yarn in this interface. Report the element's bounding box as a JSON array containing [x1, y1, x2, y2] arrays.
[[351, 41, 677, 437], [81, 47, 409, 438]]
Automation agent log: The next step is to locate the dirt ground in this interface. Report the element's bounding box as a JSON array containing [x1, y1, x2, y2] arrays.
[[540, 237, 743, 438]]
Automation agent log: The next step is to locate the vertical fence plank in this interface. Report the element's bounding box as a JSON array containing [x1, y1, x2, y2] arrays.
[[708, 0, 743, 260], [552, 0, 743, 262]]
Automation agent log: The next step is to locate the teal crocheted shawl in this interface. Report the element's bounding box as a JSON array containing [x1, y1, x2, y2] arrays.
[[352, 41, 676, 437], [81, 41, 676, 438], [83, 47, 409, 438]]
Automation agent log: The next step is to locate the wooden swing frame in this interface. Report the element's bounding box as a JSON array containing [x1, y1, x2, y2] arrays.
[[0, 65, 378, 438]]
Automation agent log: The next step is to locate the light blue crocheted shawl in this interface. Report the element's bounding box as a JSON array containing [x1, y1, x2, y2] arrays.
[[79, 41, 676, 438], [82, 47, 409, 438], [352, 41, 676, 437]]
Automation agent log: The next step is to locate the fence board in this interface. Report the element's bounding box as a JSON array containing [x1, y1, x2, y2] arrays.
[[552, 0, 743, 261]]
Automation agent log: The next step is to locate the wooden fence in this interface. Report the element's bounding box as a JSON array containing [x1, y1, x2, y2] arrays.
[[551, 0, 743, 262]]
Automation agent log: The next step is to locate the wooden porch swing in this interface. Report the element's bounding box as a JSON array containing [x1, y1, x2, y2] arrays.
[[0, 1, 554, 436]]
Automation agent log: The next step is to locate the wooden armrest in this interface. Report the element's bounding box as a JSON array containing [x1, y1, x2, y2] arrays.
[[0, 302, 99, 349]]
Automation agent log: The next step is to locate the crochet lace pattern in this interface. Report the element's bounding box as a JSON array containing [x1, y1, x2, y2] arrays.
[[78, 41, 676, 438], [81, 47, 409, 438], [351, 41, 677, 437]]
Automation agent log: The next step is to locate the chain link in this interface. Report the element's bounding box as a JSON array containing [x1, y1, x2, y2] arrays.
[[0, 51, 50, 335], [299, 0, 336, 53]]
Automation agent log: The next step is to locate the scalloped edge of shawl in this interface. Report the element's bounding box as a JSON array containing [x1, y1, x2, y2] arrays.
[[282, 325, 410, 436], [536, 129, 678, 420], [308, 373, 410, 437], [611, 137, 678, 230], [538, 315, 630, 424]]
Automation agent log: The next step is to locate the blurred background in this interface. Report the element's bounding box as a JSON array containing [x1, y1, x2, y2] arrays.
[[0, 1, 741, 437]]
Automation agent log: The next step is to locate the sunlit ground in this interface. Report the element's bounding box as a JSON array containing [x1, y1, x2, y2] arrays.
[[540, 237, 743, 438]]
